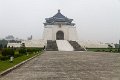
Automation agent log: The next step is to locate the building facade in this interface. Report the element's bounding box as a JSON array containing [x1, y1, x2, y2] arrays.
[[43, 10, 78, 41]]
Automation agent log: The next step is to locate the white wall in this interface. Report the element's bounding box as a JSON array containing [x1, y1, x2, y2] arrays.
[[78, 40, 109, 48], [7, 43, 21, 47], [43, 26, 52, 41], [22, 40, 45, 48], [43, 25, 78, 41], [7, 40, 45, 48]]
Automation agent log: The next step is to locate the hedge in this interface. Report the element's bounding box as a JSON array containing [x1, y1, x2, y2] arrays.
[[1, 48, 14, 57]]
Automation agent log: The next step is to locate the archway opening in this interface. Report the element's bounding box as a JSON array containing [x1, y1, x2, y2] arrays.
[[56, 31, 64, 40]]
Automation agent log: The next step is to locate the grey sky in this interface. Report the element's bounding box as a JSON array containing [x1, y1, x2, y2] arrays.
[[0, 0, 120, 43]]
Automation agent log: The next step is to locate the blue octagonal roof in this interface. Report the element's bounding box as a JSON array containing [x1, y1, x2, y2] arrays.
[[44, 10, 75, 26]]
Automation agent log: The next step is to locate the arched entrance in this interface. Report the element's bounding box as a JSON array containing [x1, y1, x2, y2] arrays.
[[56, 31, 64, 40]]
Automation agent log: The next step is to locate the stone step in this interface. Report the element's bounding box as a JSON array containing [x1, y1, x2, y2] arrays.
[[46, 40, 58, 51], [69, 41, 85, 51], [56, 40, 74, 51]]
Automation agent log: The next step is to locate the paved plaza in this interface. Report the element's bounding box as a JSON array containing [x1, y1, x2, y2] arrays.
[[1, 51, 120, 80]]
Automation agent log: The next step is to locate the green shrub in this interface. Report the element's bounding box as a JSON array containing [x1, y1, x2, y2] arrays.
[[102, 50, 105, 52], [0, 56, 9, 61], [26, 48, 43, 53], [0, 51, 1, 55], [1, 48, 14, 57], [27, 48, 34, 53], [39, 48, 44, 51], [114, 50, 118, 53], [95, 50, 100, 52], [118, 48, 120, 52], [19, 48, 26, 54], [14, 53, 22, 58]]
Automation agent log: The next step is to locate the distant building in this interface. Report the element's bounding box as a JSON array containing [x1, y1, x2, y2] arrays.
[[5, 35, 22, 47], [5, 35, 14, 40], [114, 44, 119, 48], [27, 35, 32, 40]]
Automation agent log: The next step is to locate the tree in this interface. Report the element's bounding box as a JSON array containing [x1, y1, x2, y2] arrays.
[[0, 44, 3, 49], [0, 39, 8, 48]]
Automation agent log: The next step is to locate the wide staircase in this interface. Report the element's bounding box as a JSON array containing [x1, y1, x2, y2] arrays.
[[56, 40, 74, 51], [69, 41, 85, 51], [46, 40, 58, 51]]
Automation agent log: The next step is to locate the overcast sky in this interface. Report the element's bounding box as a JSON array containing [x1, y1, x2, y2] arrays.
[[0, 0, 120, 43]]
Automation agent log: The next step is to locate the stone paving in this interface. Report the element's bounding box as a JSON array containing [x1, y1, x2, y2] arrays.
[[1, 51, 120, 80]]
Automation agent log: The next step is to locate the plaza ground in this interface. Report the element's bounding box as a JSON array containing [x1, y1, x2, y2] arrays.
[[0, 51, 120, 80]]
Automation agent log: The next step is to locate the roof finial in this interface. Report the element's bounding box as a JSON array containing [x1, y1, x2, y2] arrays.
[[58, 9, 60, 13]]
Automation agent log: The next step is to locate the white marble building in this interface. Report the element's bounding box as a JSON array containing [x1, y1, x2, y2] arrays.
[[43, 10, 78, 41], [42, 10, 86, 51]]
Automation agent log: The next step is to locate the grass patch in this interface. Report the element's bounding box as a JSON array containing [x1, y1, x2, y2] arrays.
[[87, 48, 119, 53], [0, 52, 42, 73]]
